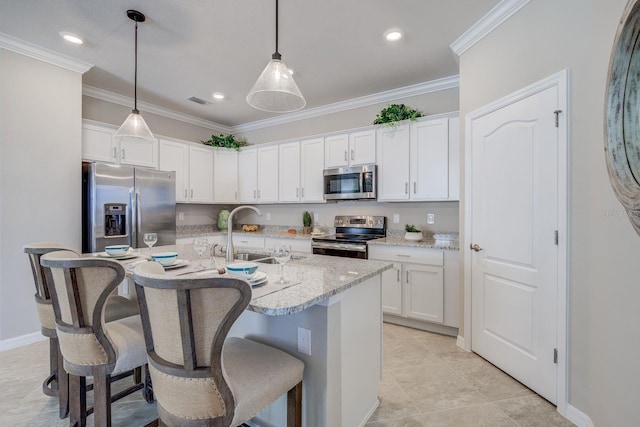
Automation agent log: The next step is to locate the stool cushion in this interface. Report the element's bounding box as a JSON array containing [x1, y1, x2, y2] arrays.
[[226, 337, 304, 425], [105, 295, 139, 322], [107, 315, 148, 375]]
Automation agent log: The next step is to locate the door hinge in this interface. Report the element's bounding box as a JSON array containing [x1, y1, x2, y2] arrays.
[[553, 348, 558, 364], [554, 110, 562, 128], [554, 230, 558, 245]]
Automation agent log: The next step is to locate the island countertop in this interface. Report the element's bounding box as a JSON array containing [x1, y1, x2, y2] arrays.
[[117, 245, 393, 316]]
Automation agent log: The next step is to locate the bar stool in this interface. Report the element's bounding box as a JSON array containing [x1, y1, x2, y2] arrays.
[[41, 250, 152, 427], [23, 242, 139, 418], [133, 262, 304, 427]]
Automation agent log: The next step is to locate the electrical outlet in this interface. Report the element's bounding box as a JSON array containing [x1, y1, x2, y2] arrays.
[[427, 213, 435, 224], [297, 327, 311, 355], [178, 212, 185, 221], [393, 213, 400, 224], [266, 212, 271, 221], [314, 213, 319, 223]]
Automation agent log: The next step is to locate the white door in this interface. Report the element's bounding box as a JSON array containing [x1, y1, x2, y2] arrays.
[[301, 137, 325, 203], [470, 85, 558, 403], [279, 142, 301, 202]]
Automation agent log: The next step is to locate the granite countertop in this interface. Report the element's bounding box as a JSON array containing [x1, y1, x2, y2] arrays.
[[368, 236, 459, 251], [177, 225, 320, 240], [120, 244, 392, 317]]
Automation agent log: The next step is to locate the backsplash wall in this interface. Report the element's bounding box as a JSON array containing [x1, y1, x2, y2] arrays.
[[177, 201, 459, 234]]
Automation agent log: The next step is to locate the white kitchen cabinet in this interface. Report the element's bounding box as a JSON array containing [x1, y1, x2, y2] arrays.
[[376, 115, 458, 202], [213, 148, 238, 203], [159, 140, 214, 203], [238, 146, 279, 203], [278, 138, 325, 203], [324, 129, 376, 168], [369, 244, 458, 331], [159, 139, 189, 202], [279, 142, 302, 203], [265, 237, 312, 253], [82, 121, 157, 168]]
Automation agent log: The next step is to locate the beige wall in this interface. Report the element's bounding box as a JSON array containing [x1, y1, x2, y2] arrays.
[[0, 50, 83, 339], [459, 0, 640, 424]]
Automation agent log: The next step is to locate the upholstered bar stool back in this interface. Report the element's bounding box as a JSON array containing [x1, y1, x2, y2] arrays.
[[134, 262, 304, 427], [41, 251, 151, 427]]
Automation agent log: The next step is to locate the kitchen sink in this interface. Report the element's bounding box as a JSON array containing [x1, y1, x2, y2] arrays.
[[234, 252, 306, 264]]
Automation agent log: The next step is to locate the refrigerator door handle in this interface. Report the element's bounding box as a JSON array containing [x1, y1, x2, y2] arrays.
[[128, 188, 136, 248], [135, 189, 142, 248]]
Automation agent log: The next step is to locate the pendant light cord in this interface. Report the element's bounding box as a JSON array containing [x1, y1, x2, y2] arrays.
[[133, 18, 139, 113], [272, 0, 281, 60]]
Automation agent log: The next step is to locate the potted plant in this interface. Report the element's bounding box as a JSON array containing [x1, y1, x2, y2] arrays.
[[202, 134, 248, 151], [303, 211, 312, 234], [404, 224, 423, 241], [373, 104, 423, 127]]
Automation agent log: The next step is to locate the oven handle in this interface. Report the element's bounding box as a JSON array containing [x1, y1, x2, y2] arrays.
[[311, 242, 367, 252]]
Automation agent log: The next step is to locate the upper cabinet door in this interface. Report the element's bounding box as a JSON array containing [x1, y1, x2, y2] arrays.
[[301, 137, 326, 203], [257, 145, 279, 203], [376, 124, 410, 201], [118, 136, 158, 168], [238, 149, 258, 203], [82, 122, 118, 164], [349, 129, 376, 165], [188, 145, 214, 203], [279, 142, 301, 203], [213, 148, 238, 203], [159, 139, 189, 203], [410, 118, 449, 200], [447, 116, 460, 201], [324, 134, 349, 168]]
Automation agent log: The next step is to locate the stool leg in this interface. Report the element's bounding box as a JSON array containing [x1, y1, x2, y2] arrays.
[[55, 340, 69, 418], [69, 375, 87, 427], [92, 366, 111, 427], [287, 381, 302, 427]]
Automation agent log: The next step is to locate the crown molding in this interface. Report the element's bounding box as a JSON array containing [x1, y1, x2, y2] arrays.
[[450, 0, 531, 56], [231, 75, 459, 133], [82, 85, 231, 134], [0, 32, 92, 73]]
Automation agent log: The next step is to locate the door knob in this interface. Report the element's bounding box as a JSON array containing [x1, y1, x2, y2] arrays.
[[470, 243, 483, 252]]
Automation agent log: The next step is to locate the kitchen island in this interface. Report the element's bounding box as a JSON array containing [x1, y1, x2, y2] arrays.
[[119, 245, 393, 427]]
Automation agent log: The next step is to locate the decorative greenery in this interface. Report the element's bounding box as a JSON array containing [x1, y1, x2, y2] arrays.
[[405, 224, 421, 233], [303, 211, 312, 227], [373, 104, 424, 126], [202, 134, 248, 151]]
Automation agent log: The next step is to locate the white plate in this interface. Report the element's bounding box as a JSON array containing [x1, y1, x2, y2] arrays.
[[163, 259, 189, 269], [95, 249, 139, 260], [247, 271, 268, 287]]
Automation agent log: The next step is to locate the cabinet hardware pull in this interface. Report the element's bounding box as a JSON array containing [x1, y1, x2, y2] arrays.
[[351, 150, 354, 161], [235, 191, 237, 200], [121, 148, 125, 160], [405, 182, 409, 194], [184, 189, 187, 198], [406, 271, 409, 283], [257, 190, 261, 199], [296, 188, 299, 197], [396, 269, 400, 282], [254, 190, 257, 199], [301, 188, 304, 198], [397, 254, 410, 258], [414, 182, 416, 193], [344, 151, 348, 161], [113, 147, 117, 158], [190, 189, 193, 198]]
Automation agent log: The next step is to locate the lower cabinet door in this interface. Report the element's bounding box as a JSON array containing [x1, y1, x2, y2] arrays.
[[403, 263, 444, 323], [381, 262, 403, 315]]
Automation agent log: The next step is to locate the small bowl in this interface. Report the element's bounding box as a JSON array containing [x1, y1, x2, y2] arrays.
[[104, 245, 130, 257], [151, 251, 178, 267], [226, 262, 258, 278]]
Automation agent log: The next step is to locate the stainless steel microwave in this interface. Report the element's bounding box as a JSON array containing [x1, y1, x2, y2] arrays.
[[323, 164, 377, 201]]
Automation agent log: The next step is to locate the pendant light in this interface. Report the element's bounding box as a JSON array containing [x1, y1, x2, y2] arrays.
[[114, 10, 154, 143], [246, 0, 306, 113]]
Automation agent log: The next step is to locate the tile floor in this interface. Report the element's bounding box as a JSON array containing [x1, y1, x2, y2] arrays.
[[0, 323, 574, 426]]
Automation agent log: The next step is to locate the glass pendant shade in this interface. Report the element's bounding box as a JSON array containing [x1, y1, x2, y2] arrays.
[[246, 58, 306, 113], [114, 110, 154, 142]]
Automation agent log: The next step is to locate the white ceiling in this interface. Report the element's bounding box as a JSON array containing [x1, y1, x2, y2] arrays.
[[0, 0, 500, 128]]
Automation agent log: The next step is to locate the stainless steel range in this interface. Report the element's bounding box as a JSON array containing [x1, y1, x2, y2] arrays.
[[311, 215, 386, 259]]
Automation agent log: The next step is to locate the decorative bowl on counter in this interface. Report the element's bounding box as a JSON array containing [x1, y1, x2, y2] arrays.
[[151, 251, 179, 266], [226, 262, 259, 278], [242, 224, 259, 232], [105, 245, 131, 257]]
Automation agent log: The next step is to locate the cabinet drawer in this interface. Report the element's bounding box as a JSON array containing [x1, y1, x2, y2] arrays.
[[233, 235, 265, 249], [369, 245, 443, 266]]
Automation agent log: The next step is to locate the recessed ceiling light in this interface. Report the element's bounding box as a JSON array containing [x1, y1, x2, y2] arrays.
[[59, 31, 83, 45], [212, 93, 225, 100], [384, 29, 403, 42]]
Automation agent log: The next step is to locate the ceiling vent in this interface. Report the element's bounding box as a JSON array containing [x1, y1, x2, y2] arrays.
[[187, 96, 210, 105]]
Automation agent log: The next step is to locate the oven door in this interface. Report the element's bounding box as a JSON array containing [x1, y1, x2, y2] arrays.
[[311, 241, 368, 259]]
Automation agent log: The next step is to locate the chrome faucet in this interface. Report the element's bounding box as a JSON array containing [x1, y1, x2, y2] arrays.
[[226, 205, 263, 263]]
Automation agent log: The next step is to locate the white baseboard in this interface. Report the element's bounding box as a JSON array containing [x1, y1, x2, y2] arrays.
[[564, 403, 594, 427], [456, 334, 466, 350], [359, 398, 380, 427], [0, 331, 45, 352]]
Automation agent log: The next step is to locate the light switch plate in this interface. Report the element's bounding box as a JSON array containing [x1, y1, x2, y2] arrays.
[[178, 212, 185, 221], [297, 327, 311, 355], [427, 213, 435, 224], [393, 214, 400, 224], [314, 213, 319, 223], [266, 212, 271, 221]]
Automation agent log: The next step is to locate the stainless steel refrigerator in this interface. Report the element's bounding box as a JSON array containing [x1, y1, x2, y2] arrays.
[[82, 162, 176, 253]]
